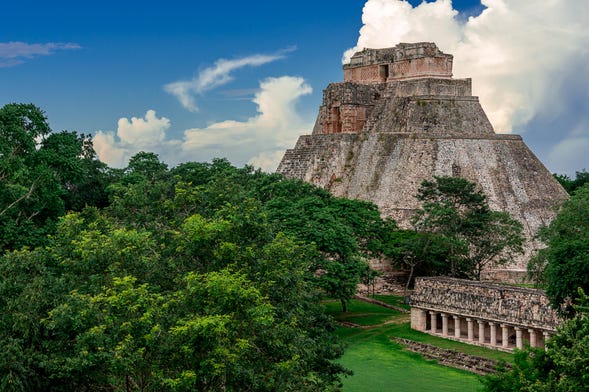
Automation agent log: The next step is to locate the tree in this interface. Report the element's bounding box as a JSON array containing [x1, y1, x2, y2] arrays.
[[412, 176, 524, 280], [554, 170, 589, 194], [385, 230, 453, 302], [260, 179, 387, 312], [533, 183, 589, 310], [0, 246, 65, 391], [126, 151, 169, 183], [0, 103, 50, 156], [0, 176, 351, 390], [0, 103, 61, 251], [0, 104, 113, 252], [38, 131, 113, 211], [111, 160, 384, 312]]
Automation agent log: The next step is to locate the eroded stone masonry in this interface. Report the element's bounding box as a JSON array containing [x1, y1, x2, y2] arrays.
[[277, 42, 568, 280], [410, 277, 561, 351]]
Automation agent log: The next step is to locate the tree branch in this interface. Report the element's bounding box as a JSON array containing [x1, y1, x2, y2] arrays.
[[0, 180, 36, 217]]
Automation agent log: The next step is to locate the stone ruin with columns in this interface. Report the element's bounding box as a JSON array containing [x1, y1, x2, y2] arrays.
[[411, 277, 562, 351], [277, 42, 568, 281], [277, 42, 568, 345]]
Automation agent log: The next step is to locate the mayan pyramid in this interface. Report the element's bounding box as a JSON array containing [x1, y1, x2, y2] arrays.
[[277, 42, 568, 281]]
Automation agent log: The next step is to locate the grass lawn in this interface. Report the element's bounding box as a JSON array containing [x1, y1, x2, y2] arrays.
[[326, 299, 401, 326], [372, 294, 411, 310], [324, 298, 508, 391]]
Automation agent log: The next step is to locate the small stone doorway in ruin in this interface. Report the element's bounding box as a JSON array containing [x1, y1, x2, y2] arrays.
[[330, 106, 342, 133], [379, 65, 389, 82]]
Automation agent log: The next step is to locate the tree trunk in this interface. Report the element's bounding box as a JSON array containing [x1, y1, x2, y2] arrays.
[[340, 298, 348, 313], [404, 265, 415, 304], [450, 243, 457, 278]]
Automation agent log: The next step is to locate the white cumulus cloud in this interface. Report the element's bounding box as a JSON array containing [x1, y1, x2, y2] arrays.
[[343, 0, 461, 63], [344, 0, 589, 174], [181, 76, 313, 171], [94, 110, 180, 168], [95, 76, 313, 171], [117, 109, 171, 146], [164, 48, 294, 112], [0, 41, 81, 67]]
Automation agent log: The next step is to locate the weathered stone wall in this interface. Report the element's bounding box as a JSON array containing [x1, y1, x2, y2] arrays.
[[411, 277, 561, 330], [319, 82, 381, 107], [277, 132, 567, 271], [389, 56, 453, 81], [369, 96, 494, 135], [344, 64, 386, 84], [313, 82, 381, 134], [313, 79, 477, 135], [344, 42, 453, 83], [392, 338, 507, 375], [391, 78, 471, 98], [346, 43, 450, 67], [277, 133, 359, 181]]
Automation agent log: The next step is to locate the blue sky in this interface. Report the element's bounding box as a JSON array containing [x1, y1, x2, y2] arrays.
[[1, 0, 587, 175]]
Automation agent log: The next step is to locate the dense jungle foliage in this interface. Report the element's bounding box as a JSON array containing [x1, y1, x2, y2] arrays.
[[0, 104, 392, 391]]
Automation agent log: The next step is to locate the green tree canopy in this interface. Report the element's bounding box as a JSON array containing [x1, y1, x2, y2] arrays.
[[412, 176, 524, 280], [0, 207, 348, 391], [385, 230, 453, 301], [532, 183, 589, 311], [0, 155, 397, 390], [554, 170, 589, 194], [0, 104, 113, 252], [0, 104, 393, 389], [259, 179, 389, 311]]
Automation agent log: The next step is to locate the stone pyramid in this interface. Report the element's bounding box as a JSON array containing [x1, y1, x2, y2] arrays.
[[277, 42, 568, 281]]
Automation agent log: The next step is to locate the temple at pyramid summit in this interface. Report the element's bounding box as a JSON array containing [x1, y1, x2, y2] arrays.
[[277, 42, 568, 281]]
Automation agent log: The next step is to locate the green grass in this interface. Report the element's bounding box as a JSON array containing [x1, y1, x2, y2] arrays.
[[324, 299, 514, 391], [337, 325, 483, 391], [381, 323, 513, 363], [325, 300, 513, 363], [372, 294, 411, 310], [324, 298, 402, 316], [324, 300, 403, 326]]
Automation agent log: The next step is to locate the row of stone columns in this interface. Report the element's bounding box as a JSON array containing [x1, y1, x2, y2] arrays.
[[427, 310, 551, 350]]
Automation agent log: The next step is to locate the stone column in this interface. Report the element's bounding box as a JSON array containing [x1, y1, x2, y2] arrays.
[[410, 308, 428, 331], [467, 318, 474, 341], [441, 313, 449, 337], [501, 324, 509, 348], [528, 329, 537, 348], [429, 311, 438, 333], [489, 322, 497, 346], [543, 331, 551, 351], [515, 327, 523, 350], [478, 320, 486, 344], [453, 315, 461, 339]]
